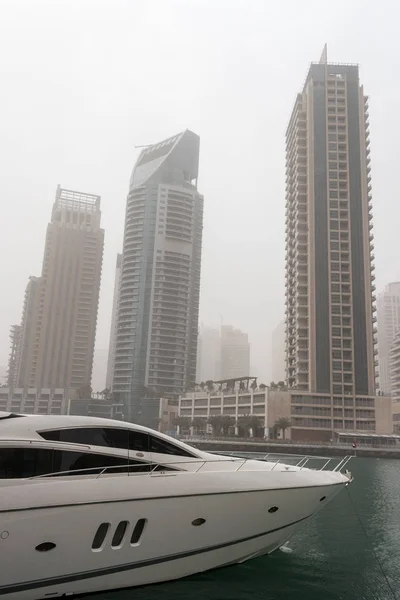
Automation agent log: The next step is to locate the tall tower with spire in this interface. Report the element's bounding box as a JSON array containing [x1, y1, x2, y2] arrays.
[[285, 47, 377, 440]]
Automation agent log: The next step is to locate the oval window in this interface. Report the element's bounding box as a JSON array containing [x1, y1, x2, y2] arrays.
[[268, 506, 279, 513], [131, 519, 147, 545], [192, 518, 206, 526], [111, 521, 129, 548], [320, 496, 326, 502], [92, 522, 110, 550], [35, 542, 56, 552]]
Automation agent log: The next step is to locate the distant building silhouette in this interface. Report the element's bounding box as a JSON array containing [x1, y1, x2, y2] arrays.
[[196, 325, 221, 383], [13, 276, 41, 388], [220, 325, 250, 380], [389, 329, 400, 403], [377, 282, 400, 395]]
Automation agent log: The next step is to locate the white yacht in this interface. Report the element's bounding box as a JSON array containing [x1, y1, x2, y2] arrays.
[[0, 412, 352, 599]]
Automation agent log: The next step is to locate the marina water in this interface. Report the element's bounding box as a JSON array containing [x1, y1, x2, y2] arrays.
[[80, 457, 400, 600]]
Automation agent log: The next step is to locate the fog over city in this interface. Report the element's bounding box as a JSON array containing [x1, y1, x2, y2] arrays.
[[1, 0, 399, 385]]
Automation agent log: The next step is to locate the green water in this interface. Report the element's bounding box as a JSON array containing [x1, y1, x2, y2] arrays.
[[84, 458, 400, 600]]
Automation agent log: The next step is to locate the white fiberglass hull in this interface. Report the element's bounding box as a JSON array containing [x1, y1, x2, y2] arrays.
[[0, 468, 349, 600]]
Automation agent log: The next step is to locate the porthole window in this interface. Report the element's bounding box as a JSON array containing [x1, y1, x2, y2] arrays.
[[320, 496, 326, 502], [112, 521, 129, 548], [92, 523, 110, 550], [268, 506, 279, 513], [191, 518, 206, 526], [131, 518, 147, 545], [35, 542, 56, 552]]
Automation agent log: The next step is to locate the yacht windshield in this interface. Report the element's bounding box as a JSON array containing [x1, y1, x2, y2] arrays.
[[39, 427, 197, 457]]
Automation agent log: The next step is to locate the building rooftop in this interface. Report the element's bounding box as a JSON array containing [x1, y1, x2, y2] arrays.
[[55, 184, 101, 212]]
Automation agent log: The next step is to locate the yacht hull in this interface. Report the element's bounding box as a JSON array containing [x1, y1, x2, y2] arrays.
[[0, 474, 347, 599]]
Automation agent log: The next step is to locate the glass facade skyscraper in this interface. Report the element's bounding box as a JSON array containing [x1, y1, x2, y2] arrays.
[[113, 130, 203, 425]]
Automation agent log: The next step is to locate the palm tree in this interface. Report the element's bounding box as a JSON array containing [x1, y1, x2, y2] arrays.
[[275, 417, 291, 440], [173, 416, 191, 433], [205, 380, 214, 392], [207, 415, 224, 436], [237, 414, 251, 437], [237, 414, 262, 437], [269, 424, 279, 440], [199, 382, 205, 391], [191, 417, 206, 434], [100, 387, 112, 400], [259, 383, 267, 390], [220, 415, 235, 436], [76, 384, 92, 400], [248, 415, 263, 435]]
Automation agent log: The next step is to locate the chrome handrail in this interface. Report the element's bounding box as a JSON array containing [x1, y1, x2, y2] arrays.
[[27, 453, 352, 480], [29, 458, 239, 479], [214, 451, 353, 473]]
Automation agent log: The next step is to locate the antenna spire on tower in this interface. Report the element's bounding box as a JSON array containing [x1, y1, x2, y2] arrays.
[[319, 43, 328, 64]]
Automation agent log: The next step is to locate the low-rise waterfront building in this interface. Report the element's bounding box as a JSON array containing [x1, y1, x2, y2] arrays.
[[392, 401, 400, 434], [178, 377, 291, 438], [0, 387, 68, 415], [289, 391, 392, 441], [178, 379, 392, 441], [0, 388, 112, 418]]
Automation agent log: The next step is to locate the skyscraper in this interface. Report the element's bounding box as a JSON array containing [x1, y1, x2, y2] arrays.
[[7, 324, 22, 387], [271, 320, 285, 383], [14, 276, 41, 387], [285, 48, 377, 440], [16, 185, 104, 390], [113, 130, 203, 424], [106, 253, 122, 390], [220, 325, 250, 380], [377, 282, 400, 395], [389, 329, 400, 402]]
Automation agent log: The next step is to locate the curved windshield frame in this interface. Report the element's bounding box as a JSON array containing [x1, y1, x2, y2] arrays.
[[38, 427, 197, 457]]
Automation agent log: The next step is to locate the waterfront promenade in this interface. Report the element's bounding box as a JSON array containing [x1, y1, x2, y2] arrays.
[[178, 436, 400, 459]]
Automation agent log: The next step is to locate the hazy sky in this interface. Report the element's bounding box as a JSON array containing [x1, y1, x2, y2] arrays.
[[1, 0, 400, 384]]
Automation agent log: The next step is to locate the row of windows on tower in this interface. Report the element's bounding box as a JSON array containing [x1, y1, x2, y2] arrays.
[[327, 78, 345, 86], [328, 110, 346, 119], [329, 180, 348, 191], [328, 142, 347, 154], [328, 96, 345, 105], [327, 88, 345, 97], [330, 231, 349, 241], [329, 192, 349, 203]]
